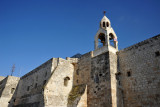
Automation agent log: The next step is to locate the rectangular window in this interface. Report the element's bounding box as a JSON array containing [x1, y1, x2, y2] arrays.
[[155, 51, 160, 57], [27, 86, 30, 91], [127, 71, 131, 77]]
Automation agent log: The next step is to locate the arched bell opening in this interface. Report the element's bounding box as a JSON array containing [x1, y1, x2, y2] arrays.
[[98, 33, 106, 48], [109, 33, 117, 48], [103, 22, 105, 27], [106, 22, 109, 27]]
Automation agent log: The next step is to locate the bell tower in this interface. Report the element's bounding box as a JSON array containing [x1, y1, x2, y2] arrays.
[[94, 12, 118, 54], [88, 12, 119, 107]]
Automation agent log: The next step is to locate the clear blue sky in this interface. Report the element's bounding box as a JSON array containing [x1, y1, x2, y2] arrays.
[[0, 0, 160, 77]]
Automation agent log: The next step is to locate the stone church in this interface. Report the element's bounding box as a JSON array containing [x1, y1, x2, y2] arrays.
[[0, 14, 160, 107]]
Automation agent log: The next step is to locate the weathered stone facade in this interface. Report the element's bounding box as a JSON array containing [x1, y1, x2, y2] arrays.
[[0, 76, 20, 107], [0, 15, 160, 107], [118, 35, 160, 107]]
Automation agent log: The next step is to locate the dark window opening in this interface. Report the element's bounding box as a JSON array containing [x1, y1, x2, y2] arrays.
[[64, 77, 70, 86], [27, 86, 30, 91], [127, 72, 131, 77], [106, 22, 109, 27], [155, 51, 160, 57], [99, 74, 102, 76], [77, 80, 79, 83], [43, 80, 46, 85], [98, 33, 105, 48], [109, 33, 116, 48], [11, 88, 15, 94], [103, 22, 105, 27]]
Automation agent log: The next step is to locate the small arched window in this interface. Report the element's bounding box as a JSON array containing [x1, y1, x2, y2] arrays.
[[11, 88, 15, 94], [103, 22, 105, 27], [64, 77, 70, 86]]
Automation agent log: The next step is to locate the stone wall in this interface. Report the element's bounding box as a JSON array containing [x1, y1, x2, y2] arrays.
[[14, 58, 58, 107], [0, 76, 20, 107], [88, 52, 112, 107], [44, 58, 75, 107], [118, 35, 160, 107], [76, 52, 91, 85], [12, 57, 86, 107], [68, 52, 91, 107]]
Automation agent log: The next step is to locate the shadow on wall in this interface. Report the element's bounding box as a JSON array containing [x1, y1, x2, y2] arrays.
[[7, 81, 46, 107], [8, 59, 55, 107], [8, 78, 47, 107], [0, 77, 8, 98], [8, 68, 53, 107], [7, 58, 87, 107], [67, 63, 87, 107]]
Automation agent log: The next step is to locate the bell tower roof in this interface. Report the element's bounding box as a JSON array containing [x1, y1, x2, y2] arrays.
[[100, 12, 111, 29], [101, 15, 110, 24]]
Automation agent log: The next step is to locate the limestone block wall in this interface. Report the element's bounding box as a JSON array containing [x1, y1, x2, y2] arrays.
[[0, 76, 20, 107], [88, 52, 112, 107], [118, 35, 160, 107], [14, 58, 58, 107], [76, 52, 91, 85], [68, 52, 91, 107], [44, 58, 75, 107]]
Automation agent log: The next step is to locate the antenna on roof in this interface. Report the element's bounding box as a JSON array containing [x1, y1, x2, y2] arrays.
[[11, 64, 15, 76]]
